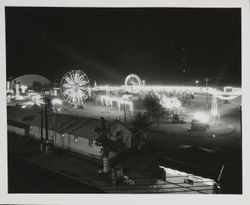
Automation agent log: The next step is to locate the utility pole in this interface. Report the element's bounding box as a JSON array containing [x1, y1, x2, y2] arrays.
[[40, 104, 44, 152], [205, 77, 209, 109], [123, 102, 127, 124], [53, 111, 56, 147], [44, 97, 49, 152]]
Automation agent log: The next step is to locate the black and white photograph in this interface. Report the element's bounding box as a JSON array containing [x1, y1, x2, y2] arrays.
[[1, 0, 250, 204]]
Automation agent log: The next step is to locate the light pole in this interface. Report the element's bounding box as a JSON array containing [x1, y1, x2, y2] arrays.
[[195, 80, 199, 87], [40, 103, 44, 152], [123, 101, 127, 124], [205, 77, 209, 109], [44, 97, 49, 153], [53, 111, 56, 147], [51, 98, 63, 148]]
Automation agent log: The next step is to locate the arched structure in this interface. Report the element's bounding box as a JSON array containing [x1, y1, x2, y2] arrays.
[[124, 74, 142, 86], [11, 74, 51, 87]]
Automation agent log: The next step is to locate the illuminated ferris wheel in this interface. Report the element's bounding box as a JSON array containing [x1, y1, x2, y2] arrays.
[[61, 70, 90, 107], [125, 74, 142, 86]]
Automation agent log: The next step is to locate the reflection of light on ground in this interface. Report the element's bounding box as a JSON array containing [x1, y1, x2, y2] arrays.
[[193, 112, 209, 123]]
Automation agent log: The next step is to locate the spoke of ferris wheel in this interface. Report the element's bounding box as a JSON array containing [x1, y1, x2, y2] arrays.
[[75, 88, 82, 95], [80, 92, 88, 100], [77, 91, 85, 96], [74, 73, 80, 84], [77, 76, 89, 85], [64, 81, 74, 88], [64, 86, 74, 91], [78, 79, 89, 87], [65, 76, 74, 85], [65, 93, 74, 101], [78, 86, 87, 92], [64, 76, 88, 88], [79, 74, 85, 81], [76, 73, 84, 84], [81, 92, 87, 99], [63, 89, 73, 95], [65, 94, 72, 101], [79, 81, 89, 87], [69, 73, 76, 82], [71, 91, 85, 102], [63, 84, 74, 89], [76, 73, 84, 82]]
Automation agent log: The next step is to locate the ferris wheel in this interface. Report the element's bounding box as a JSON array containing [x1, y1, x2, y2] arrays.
[[61, 70, 90, 107], [125, 74, 142, 86]]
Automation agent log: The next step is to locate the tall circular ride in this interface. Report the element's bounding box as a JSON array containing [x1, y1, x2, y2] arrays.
[[124, 73, 142, 86], [61, 70, 90, 108]]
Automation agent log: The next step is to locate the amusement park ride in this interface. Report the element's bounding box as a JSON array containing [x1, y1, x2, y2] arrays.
[[7, 70, 242, 123]]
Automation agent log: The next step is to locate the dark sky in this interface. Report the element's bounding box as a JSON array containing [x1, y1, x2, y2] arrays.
[[5, 7, 241, 86]]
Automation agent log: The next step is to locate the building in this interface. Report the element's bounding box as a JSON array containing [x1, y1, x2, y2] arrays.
[[11, 74, 51, 88], [7, 110, 133, 160], [108, 120, 132, 148]]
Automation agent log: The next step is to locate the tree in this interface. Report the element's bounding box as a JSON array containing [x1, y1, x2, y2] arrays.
[[32, 81, 42, 92], [42, 83, 50, 92], [95, 117, 126, 172], [132, 112, 152, 150], [22, 115, 34, 125], [95, 117, 126, 157], [143, 93, 166, 128], [132, 112, 152, 131], [22, 115, 34, 137]]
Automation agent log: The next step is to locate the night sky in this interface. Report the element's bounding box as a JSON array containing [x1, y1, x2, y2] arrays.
[[5, 7, 241, 86]]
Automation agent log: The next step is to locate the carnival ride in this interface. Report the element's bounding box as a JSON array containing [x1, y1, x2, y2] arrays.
[[60, 70, 90, 108], [124, 73, 142, 86]]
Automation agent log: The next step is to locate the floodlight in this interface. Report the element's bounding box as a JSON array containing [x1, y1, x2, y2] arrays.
[[193, 112, 209, 123]]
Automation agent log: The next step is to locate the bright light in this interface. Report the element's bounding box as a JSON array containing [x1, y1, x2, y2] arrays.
[[193, 112, 209, 123], [22, 94, 44, 108], [52, 98, 63, 105], [160, 96, 181, 109], [20, 85, 28, 94], [124, 73, 142, 86], [100, 95, 134, 114], [61, 70, 90, 108], [195, 80, 199, 86], [31, 94, 44, 106]]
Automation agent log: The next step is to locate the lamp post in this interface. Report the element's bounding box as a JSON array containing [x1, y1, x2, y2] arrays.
[[51, 98, 62, 148], [53, 111, 56, 147], [211, 94, 218, 126], [39, 96, 54, 153], [40, 103, 44, 152], [195, 80, 199, 87], [123, 101, 127, 124], [205, 77, 209, 109], [44, 97, 49, 153]]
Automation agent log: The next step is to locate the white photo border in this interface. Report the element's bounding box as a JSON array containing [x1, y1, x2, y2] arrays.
[[0, 0, 249, 204]]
